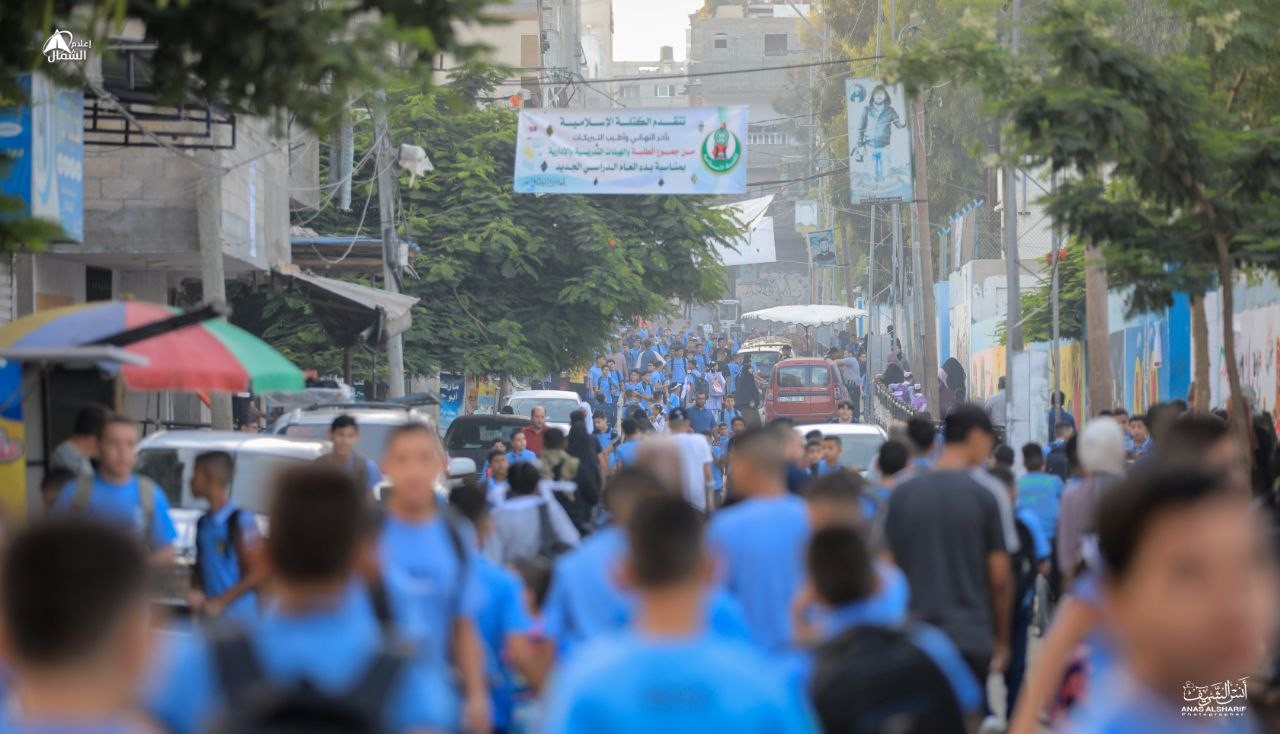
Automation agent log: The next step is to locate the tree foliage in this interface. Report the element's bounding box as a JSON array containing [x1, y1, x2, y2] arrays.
[[997, 239, 1085, 345], [243, 71, 738, 380], [0, 0, 492, 251]]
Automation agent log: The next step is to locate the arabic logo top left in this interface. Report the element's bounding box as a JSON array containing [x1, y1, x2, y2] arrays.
[[43, 29, 91, 63]]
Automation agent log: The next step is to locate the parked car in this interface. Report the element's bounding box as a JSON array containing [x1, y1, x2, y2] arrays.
[[270, 402, 433, 459], [764, 358, 848, 424], [792, 423, 888, 475], [504, 389, 582, 435], [443, 414, 531, 477], [736, 337, 792, 375], [134, 431, 329, 608]]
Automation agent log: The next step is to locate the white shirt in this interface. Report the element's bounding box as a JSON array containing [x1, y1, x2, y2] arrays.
[[671, 432, 714, 511]]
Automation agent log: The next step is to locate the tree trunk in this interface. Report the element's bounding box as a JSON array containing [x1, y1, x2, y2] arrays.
[[1215, 236, 1253, 479], [1084, 244, 1112, 417], [1190, 292, 1210, 412]]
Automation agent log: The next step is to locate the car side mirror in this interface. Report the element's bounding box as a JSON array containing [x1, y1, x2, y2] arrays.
[[448, 457, 477, 478]]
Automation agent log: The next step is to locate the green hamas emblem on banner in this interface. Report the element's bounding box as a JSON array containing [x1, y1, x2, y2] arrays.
[[701, 122, 742, 175]]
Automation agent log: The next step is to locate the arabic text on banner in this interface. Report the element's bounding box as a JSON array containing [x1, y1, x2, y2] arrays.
[[514, 107, 748, 195], [846, 79, 913, 204]]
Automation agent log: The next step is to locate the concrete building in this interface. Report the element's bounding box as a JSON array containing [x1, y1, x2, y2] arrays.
[[688, 0, 817, 309], [611, 46, 689, 108]]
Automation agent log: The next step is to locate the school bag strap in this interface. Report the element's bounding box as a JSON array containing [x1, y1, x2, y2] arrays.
[[209, 626, 267, 706], [73, 473, 157, 544]]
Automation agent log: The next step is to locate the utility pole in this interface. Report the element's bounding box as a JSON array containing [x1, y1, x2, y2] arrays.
[[196, 149, 233, 430], [1050, 171, 1061, 434], [1002, 0, 1022, 428], [373, 90, 406, 399], [910, 70, 939, 413]]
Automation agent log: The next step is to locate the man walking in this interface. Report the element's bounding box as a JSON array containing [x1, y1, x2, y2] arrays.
[[316, 414, 382, 493], [523, 406, 548, 455], [668, 408, 714, 512]]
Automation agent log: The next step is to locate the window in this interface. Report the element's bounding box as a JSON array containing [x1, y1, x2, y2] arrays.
[[713, 34, 728, 49], [654, 84, 676, 97], [764, 33, 788, 56], [776, 365, 831, 388], [748, 131, 787, 145], [620, 84, 641, 99]]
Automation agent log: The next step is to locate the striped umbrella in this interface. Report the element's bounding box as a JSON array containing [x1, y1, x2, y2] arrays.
[[0, 301, 303, 392]]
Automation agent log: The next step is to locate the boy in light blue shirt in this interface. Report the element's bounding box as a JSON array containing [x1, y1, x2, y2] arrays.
[[542, 495, 816, 734], [2, 521, 155, 734], [147, 464, 452, 734], [188, 451, 263, 622]]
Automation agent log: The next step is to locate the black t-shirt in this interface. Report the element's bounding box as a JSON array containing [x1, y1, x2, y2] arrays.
[[884, 470, 1007, 658]]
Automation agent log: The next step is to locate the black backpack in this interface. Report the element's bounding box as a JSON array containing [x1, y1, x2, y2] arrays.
[[1044, 443, 1070, 481], [205, 627, 410, 734], [809, 624, 966, 734], [1012, 517, 1039, 607]]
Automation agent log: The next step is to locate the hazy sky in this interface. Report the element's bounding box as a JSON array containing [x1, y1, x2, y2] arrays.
[[612, 0, 704, 61]]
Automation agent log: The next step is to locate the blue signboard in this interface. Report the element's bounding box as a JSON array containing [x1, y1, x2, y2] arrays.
[[0, 73, 84, 242], [438, 373, 465, 431]]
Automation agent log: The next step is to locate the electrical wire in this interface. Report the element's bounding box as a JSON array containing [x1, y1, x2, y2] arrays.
[[467, 53, 885, 88]]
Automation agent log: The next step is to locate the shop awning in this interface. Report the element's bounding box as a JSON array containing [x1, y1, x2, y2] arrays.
[[272, 264, 419, 347]]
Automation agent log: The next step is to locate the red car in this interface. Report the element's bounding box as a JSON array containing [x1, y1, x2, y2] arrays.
[[763, 358, 849, 424]]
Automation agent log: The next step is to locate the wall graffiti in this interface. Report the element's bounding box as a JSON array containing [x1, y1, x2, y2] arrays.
[[737, 271, 808, 312]]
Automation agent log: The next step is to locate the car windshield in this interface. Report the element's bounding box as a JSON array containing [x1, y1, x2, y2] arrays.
[[839, 435, 885, 471], [446, 420, 521, 450], [742, 351, 781, 373], [136, 448, 312, 514], [777, 365, 830, 388], [282, 420, 396, 459], [508, 398, 580, 424]]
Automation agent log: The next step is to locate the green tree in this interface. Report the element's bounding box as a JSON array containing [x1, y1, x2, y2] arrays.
[[893, 0, 1280, 457], [0, 0, 491, 250], [996, 239, 1085, 345]]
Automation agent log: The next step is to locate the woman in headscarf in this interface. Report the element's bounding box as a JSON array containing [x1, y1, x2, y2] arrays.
[[565, 409, 602, 533], [939, 357, 967, 416]]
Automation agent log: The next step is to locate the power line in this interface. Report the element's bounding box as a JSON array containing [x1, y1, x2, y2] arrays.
[[472, 54, 885, 88]]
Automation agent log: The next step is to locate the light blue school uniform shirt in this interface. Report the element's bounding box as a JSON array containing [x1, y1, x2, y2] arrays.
[[612, 440, 640, 470], [145, 584, 452, 734], [1017, 471, 1065, 540], [708, 494, 811, 652], [0, 719, 149, 734], [473, 556, 533, 730], [53, 474, 177, 549], [507, 448, 538, 466], [542, 526, 753, 659], [786, 565, 979, 714], [193, 502, 260, 621], [542, 631, 818, 734]]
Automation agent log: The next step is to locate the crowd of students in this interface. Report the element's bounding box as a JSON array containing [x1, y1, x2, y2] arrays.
[[1, 390, 1278, 733]]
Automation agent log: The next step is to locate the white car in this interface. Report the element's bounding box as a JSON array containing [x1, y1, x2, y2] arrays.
[[793, 423, 888, 474], [270, 402, 434, 458], [505, 389, 583, 435]]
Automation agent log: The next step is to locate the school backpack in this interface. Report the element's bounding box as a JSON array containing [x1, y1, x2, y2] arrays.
[[709, 372, 726, 397], [1044, 442, 1070, 481], [205, 627, 410, 734], [72, 473, 159, 544], [809, 624, 967, 734], [1011, 516, 1039, 606]]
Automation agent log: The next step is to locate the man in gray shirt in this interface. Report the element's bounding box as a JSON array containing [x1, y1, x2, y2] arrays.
[[884, 404, 1014, 708], [984, 376, 1008, 428], [48, 404, 109, 478]]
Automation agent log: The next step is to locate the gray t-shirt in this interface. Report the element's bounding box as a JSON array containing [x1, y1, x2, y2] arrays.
[[49, 441, 93, 477], [884, 469, 1008, 658]]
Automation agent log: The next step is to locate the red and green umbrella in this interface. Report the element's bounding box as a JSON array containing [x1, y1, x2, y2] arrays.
[[0, 301, 303, 392]]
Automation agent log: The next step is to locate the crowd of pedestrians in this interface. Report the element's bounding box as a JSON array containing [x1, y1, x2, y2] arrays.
[[1, 380, 1279, 733]]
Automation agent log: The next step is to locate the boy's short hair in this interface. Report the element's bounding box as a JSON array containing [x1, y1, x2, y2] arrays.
[[603, 467, 672, 514], [987, 466, 1015, 491], [1022, 442, 1044, 471], [626, 495, 705, 589], [194, 451, 234, 487], [98, 414, 137, 441], [735, 427, 787, 475], [449, 479, 489, 526], [72, 404, 111, 437], [992, 444, 1015, 467], [510, 428, 524, 441], [943, 405, 993, 444], [1097, 466, 1231, 580], [805, 471, 869, 505], [905, 415, 936, 453], [544, 427, 567, 451], [621, 418, 638, 437], [877, 440, 909, 476], [1, 520, 147, 666], [386, 422, 437, 450], [805, 430, 824, 442], [330, 414, 358, 432], [807, 525, 876, 606], [267, 465, 364, 584], [822, 435, 842, 448], [488, 448, 507, 463], [836, 400, 854, 411], [805, 438, 823, 451], [507, 462, 542, 497]]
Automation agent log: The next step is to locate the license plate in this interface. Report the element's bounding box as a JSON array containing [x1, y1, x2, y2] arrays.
[[779, 396, 806, 403]]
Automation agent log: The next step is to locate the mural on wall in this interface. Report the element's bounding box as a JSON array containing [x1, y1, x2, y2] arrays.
[[969, 346, 1006, 401], [736, 269, 808, 312], [1205, 292, 1280, 423]]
